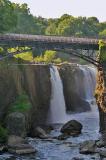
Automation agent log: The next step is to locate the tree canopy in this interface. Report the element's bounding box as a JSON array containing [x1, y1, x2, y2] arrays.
[[0, 0, 106, 38]]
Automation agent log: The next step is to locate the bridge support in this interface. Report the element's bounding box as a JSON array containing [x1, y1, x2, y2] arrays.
[[95, 40, 106, 145]]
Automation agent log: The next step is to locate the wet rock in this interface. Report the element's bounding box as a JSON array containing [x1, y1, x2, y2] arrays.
[[0, 144, 8, 153], [80, 140, 96, 154], [8, 135, 36, 155], [8, 135, 27, 146], [42, 125, 54, 134], [96, 139, 105, 148], [99, 148, 106, 157], [61, 120, 83, 136], [5, 156, 17, 160], [8, 143, 36, 155], [33, 126, 49, 139], [7, 112, 26, 137], [72, 158, 84, 160], [57, 133, 70, 140]]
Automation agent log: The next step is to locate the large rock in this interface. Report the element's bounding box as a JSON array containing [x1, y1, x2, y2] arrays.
[[8, 135, 26, 146], [32, 126, 49, 139], [59, 63, 96, 112], [8, 135, 36, 155], [79, 140, 96, 154], [8, 144, 36, 155], [7, 112, 26, 137], [99, 148, 106, 157], [60, 120, 83, 136]]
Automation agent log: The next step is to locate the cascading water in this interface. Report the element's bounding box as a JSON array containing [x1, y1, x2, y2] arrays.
[[47, 66, 67, 124], [48, 64, 97, 124], [79, 65, 97, 111]]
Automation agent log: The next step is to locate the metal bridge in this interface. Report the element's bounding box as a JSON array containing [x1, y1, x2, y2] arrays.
[[0, 34, 105, 66]]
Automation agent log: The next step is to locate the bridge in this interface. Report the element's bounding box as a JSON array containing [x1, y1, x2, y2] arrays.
[[0, 34, 106, 66]]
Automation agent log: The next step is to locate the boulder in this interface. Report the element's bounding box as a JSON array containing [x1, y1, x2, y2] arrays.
[[96, 139, 105, 148], [33, 126, 49, 139], [61, 120, 83, 136], [8, 135, 27, 146], [79, 140, 96, 154], [8, 135, 36, 155], [7, 112, 26, 137], [8, 144, 36, 155], [0, 144, 8, 153], [99, 148, 106, 157], [57, 133, 70, 140]]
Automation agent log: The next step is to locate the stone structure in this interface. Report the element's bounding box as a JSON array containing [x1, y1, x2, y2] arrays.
[[95, 40, 106, 145]]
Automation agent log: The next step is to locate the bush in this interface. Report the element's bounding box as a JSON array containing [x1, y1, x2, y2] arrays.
[[10, 93, 32, 113], [0, 125, 8, 143]]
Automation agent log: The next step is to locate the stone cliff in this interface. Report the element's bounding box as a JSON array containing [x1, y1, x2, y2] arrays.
[[59, 63, 96, 112], [0, 60, 51, 135]]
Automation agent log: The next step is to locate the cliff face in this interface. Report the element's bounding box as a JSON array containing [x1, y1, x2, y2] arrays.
[[95, 41, 106, 143], [0, 62, 51, 133], [21, 65, 51, 132], [0, 63, 17, 121], [59, 63, 96, 112]]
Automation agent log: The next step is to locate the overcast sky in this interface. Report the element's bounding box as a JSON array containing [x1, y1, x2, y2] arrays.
[[10, 0, 106, 22]]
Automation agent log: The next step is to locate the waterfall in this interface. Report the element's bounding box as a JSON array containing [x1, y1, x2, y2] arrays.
[[47, 64, 97, 124], [47, 66, 67, 124], [79, 65, 97, 111]]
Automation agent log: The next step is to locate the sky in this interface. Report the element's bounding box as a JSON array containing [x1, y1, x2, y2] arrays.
[[10, 0, 106, 22]]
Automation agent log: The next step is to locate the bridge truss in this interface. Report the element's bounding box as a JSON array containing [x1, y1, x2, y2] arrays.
[[0, 34, 104, 66]]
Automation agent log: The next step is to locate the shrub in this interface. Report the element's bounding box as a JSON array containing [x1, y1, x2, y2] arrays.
[[10, 93, 32, 113], [0, 125, 8, 143]]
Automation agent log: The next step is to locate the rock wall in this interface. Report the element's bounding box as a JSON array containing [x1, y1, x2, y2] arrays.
[[59, 63, 96, 112], [0, 62, 17, 121], [0, 61, 51, 135], [95, 40, 106, 144], [21, 65, 51, 134]]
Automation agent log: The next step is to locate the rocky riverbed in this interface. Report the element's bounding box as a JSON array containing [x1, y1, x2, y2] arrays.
[[0, 107, 102, 160]]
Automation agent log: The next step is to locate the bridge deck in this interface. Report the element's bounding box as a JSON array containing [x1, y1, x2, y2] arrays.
[[0, 34, 105, 50]]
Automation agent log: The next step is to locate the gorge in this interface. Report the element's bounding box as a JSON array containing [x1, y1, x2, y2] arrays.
[[0, 61, 100, 160], [0, 61, 97, 128]]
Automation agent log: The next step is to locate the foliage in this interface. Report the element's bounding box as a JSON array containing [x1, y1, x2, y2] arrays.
[[0, 125, 8, 143], [10, 93, 32, 113], [1, 0, 106, 63], [34, 55, 44, 63], [99, 29, 106, 38], [15, 52, 34, 61], [43, 50, 56, 63], [34, 50, 62, 64], [99, 40, 106, 61], [10, 3, 48, 34], [1, 0, 106, 37], [0, 0, 17, 33]]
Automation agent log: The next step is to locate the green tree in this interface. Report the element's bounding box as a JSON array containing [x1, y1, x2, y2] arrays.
[[99, 29, 106, 38], [0, 0, 17, 33]]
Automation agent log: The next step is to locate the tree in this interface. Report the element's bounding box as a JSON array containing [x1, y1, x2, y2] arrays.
[[99, 29, 106, 38], [0, 0, 17, 33]]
